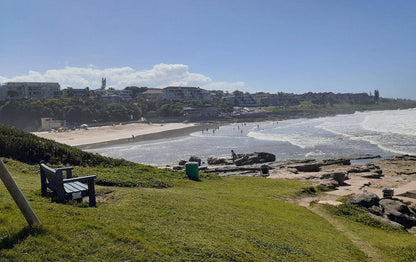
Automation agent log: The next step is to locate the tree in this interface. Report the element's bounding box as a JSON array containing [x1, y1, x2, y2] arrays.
[[232, 90, 244, 97], [374, 89, 380, 103], [124, 86, 148, 98]]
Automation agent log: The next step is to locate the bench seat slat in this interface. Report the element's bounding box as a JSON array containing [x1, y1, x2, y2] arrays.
[[64, 182, 88, 193], [63, 183, 78, 193]]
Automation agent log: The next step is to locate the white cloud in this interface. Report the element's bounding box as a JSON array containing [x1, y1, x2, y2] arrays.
[[0, 64, 248, 92]]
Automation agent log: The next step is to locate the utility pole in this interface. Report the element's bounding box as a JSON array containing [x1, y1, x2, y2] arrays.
[[0, 160, 40, 226]]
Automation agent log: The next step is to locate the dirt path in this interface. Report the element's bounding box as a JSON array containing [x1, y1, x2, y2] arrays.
[[299, 196, 390, 262]]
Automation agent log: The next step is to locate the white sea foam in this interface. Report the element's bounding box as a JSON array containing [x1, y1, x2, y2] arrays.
[[247, 129, 333, 149], [90, 108, 416, 165], [361, 108, 416, 137]]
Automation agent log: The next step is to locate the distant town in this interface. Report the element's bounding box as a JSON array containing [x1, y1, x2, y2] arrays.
[[0, 78, 380, 105], [1, 78, 415, 131]]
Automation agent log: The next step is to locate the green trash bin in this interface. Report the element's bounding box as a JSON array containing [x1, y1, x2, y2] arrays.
[[185, 162, 199, 181]]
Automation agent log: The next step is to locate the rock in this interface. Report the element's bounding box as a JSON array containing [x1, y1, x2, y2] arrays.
[[409, 226, 416, 235], [178, 160, 187, 166], [322, 158, 351, 166], [332, 172, 347, 184], [361, 173, 383, 179], [368, 213, 405, 230], [207, 157, 229, 165], [359, 182, 371, 189], [318, 180, 339, 190], [320, 172, 347, 184], [379, 199, 415, 216], [368, 205, 383, 216], [234, 152, 276, 166], [348, 166, 371, 173], [256, 152, 276, 163], [347, 193, 380, 208], [188, 156, 201, 166], [293, 163, 321, 172], [318, 200, 343, 206], [379, 199, 416, 228], [172, 166, 183, 170]]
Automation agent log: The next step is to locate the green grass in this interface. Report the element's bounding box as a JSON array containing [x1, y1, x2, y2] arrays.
[[1, 159, 414, 261], [321, 204, 416, 262]]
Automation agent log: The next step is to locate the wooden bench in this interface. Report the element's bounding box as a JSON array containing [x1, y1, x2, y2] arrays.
[[40, 161, 97, 207]]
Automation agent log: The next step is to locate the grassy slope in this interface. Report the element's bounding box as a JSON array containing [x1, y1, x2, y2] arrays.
[[322, 204, 416, 262], [0, 159, 370, 261], [2, 159, 416, 261]]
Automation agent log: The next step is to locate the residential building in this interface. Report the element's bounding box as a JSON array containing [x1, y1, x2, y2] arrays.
[[91, 89, 132, 102], [62, 88, 90, 99], [183, 106, 218, 120], [223, 93, 257, 107], [142, 88, 163, 100], [252, 93, 278, 106], [163, 86, 212, 101], [0, 82, 61, 101]]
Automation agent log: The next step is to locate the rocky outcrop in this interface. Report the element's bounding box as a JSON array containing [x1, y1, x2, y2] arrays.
[[379, 199, 416, 228], [293, 163, 321, 172], [234, 152, 276, 166], [289, 158, 351, 173], [321, 172, 347, 184], [347, 193, 380, 208], [207, 157, 233, 165], [188, 156, 202, 166], [347, 194, 416, 229], [318, 180, 339, 190]]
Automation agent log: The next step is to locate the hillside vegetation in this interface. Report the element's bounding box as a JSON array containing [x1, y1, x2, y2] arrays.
[[0, 124, 190, 188]]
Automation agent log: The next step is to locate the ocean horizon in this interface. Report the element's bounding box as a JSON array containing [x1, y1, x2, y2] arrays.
[[88, 108, 416, 166]]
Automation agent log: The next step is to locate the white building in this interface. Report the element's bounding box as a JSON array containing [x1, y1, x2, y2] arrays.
[[0, 82, 61, 101], [162, 86, 212, 101], [92, 89, 133, 102], [40, 117, 66, 131]]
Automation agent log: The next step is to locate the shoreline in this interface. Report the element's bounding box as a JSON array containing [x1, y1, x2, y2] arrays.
[[77, 123, 219, 150], [32, 107, 415, 152], [32, 122, 220, 149]]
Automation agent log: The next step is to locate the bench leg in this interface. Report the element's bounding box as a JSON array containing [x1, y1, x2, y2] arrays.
[[56, 193, 66, 203], [88, 180, 96, 207], [40, 172, 47, 196]]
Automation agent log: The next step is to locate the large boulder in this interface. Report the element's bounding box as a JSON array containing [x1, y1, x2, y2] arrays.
[[347, 193, 380, 208], [255, 152, 276, 163], [379, 199, 416, 228], [294, 163, 321, 172], [234, 152, 276, 166], [188, 156, 202, 166], [321, 172, 347, 184], [207, 157, 232, 165]]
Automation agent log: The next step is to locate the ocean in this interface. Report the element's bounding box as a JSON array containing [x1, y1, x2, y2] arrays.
[[88, 108, 416, 166]]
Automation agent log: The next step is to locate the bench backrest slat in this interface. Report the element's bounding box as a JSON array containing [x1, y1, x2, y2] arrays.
[[40, 164, 63, 192]]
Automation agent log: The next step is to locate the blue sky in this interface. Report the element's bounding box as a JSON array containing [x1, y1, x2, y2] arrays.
[[1, 0, 415, 99]]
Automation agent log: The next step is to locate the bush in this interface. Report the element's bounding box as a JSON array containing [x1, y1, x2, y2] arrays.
[[0, 124, 132, 167]]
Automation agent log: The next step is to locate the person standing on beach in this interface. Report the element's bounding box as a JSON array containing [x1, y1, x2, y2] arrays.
[[231, 150, 237, 162], [131, 135, 135, 142]]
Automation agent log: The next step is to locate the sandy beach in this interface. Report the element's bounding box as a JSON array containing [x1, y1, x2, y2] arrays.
[[32, 122, 198, 148]]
